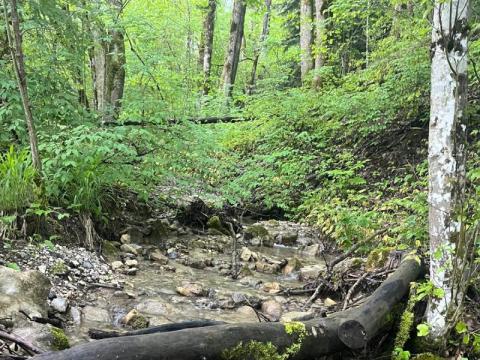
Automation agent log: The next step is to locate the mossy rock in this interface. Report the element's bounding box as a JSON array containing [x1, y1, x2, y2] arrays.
[[130, 314, 149, 330], [51, 260, 68, 275], [366, 247, 394, 270], [207, 216, 230, 236], [50, 327, 70, 350], [245, 225, 269, 239], [102, 241, 120, 261]]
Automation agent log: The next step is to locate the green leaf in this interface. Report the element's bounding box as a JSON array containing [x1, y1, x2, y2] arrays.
[[416, 323, 429, 337]]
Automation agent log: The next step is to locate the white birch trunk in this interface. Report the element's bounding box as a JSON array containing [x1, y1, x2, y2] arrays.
[[300, 0, 313, 83], [427, 0, 469, 341]]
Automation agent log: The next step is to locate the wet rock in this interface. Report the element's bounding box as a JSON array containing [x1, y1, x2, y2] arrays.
[[261, 282, 282, 294], [244, 225, 274, 247], [150, 249, 169, 265], [240, 247, 258, 262], [280, 311, 314, 323], [176, 283, 206, 297], [0, 266, 51, 321], [111, 261, 123, 271], [12, 323, 55, 350], [121, 309, 149, 329], [236, 306, 259, 322], [231, 292, 247, 305], [125, 259, 138, 267], [83, 306, 110, 323], [255, 261, 280, 274], [50, 297, 69, 313], [261, 300, 282, 321], [282, 257, 303, 275], [136, 300, 171, 316], [303, 244, 321, 257], [69, 306, 81, 324], [120, 244, 139, 255], [299, 264, 326, 280], [276, 231, 298, 246]]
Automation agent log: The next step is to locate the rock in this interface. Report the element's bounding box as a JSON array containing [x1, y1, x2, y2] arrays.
[[303, 244, 321, 257], [244, 225, 274, 247], [261, 282, 282, 294], [102, 241, 120, 261], [280, 311, 314, 323], [150, 249, 169, 265], [176, 283, 205, 297], [125, 259, 138, 267], [121, 309, 148, 329], [240, 247, 257, 262], [120, 233, 131, 244], [136, 300, 171, 316], [276, 231, 298, 245], [12, 323, 55, 350], [299, 264, 326, 280], [282, 257, 303, 275], [50, 297, 69, 313], [207, 216, 229, 236], [255, 261, 279, 274], [69, 307, 81, 324], [333, 257, 365, 276], [0, 266, 51, 322], [236, 306, 259, 322], [83, 306, 110, 323], [324, 298, 337, 307], [261, 300, 282, 321], [125, 268, 138, 276], [111, 261, 123, 271], [231, 292, 247, 305], [120, 244, 138, 255]]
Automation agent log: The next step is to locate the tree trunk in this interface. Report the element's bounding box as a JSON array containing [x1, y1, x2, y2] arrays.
[[90, 1, 126, 123], [300, 0, 313, 83], [312, 0, 326, 88], [3, 0, 42, 172], [246, 0, 271, 95], [31, 257, 422, 360], [220, 0, 246, 97], [201, 0, 216, 96], [427, 0, 469, 344]]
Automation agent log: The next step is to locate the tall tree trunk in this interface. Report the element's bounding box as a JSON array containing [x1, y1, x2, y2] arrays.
[[427, 0, 469, 344], [220, 0, 246, 97], [2, 0, 42, 172], [312, 0, 326, 88], [300, 0, 313, 83], [245, 0, 271, 95], [201, 0, 216, 96], [90, 1, 126, 123]]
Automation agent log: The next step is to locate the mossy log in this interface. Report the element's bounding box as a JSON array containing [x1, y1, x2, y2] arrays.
[[32, 257, 422, 360]]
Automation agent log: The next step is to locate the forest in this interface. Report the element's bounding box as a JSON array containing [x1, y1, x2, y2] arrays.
[[0, 0, 479, 359]]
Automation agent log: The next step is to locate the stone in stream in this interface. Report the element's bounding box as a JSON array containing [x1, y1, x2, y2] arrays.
[[136, 300, 172, 316], [282, 257, 303, 275], [255, 261, 280, 274], [231, 292, 248, 305], [236, 306, 259, 322], [120, 244, 138, 256], [121, 309, 149, 329], [261, 300, 282, 322], [240, 247, 254, 262], [275, 231, 298, 246], [261, 282, 282, 294], [69, 306, 81, 324], [299, 264, 327, 281], [150, 249, 169, 265], [83, 306, 111, 323], [302, 244, 322, 257], [176, 283, 206, 297], [0, 266, 51, 322], [50, 297, 69, 313]]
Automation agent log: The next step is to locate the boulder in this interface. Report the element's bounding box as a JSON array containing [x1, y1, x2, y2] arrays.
[[255, 261, 280, 274], [120, 244, 138, 256], [176, 283, 205, 297], [261, 300, 282, 322], [0, 266, 51, 322], [236, 306, 259, 322], [282, 257, 303, 275], [50, 297, 69, 313], [244, 225, 274, 247], [150, 249, 169, 265], [261, 282, 282, 294]]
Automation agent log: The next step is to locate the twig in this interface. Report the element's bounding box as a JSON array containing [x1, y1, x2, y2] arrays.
[[342, 272, 369, 310], [0, 330, 44, 355], [87, 283, 123, 290]]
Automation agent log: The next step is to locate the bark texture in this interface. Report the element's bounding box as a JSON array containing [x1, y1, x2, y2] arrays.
[[31, 257, 421, 360], [200, 0, 216, 95], [221, 0, 247, 97], [3, 0, 42, 172], [312, 0, 326, 88], [246, 0, 271, 95], [427, 0, 469, 342], [300, 0, 313, 83]]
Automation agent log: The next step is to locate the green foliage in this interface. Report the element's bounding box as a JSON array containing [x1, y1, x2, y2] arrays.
[[0, 147, 38, 212], [50, 327, 70, 350], [6, 262, 20, 271]]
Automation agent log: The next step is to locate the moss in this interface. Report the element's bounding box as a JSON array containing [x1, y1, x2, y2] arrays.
[[130, 314, 149, 330], [366, 247, 393, 270], [51, 260, 68, 275], [50, 327, 70, 350], [246, 225, 269, 238], [207, 216, 229, 235], [102, 241, 120, 260]]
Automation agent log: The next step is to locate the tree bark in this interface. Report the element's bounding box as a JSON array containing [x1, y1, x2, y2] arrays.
[[300, 0, 313, 83], [427, 0, 469, 344], [246, 0, 271, 95], [200, 0, 216, 96], [3, 0, 42, 172], [220, 0, 246, 97], [31, 257, 422, 360], [312, 0, 326, 88]]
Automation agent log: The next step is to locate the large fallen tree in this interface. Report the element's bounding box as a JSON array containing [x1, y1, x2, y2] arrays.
[[32, 256, 422, 360]]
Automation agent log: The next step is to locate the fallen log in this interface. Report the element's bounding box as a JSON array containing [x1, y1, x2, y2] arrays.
[[32, 256, 422, 360]]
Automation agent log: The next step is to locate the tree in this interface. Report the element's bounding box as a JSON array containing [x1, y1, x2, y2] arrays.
[[221, 0, 247, 97], [312, 0, 326, 88], [246, 0, 272, 95], [90, 0, 126, 123], [200, 0, 217, 96], [300, 0, 313, 83], [427, 0, 469, 344], [2, 0, 42, 172]]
